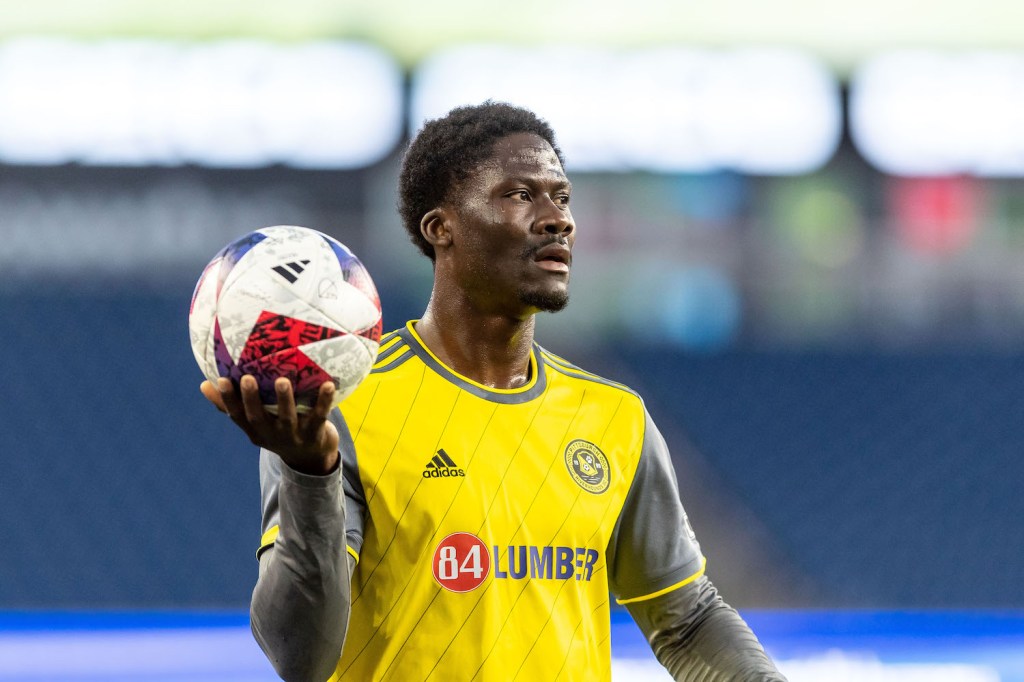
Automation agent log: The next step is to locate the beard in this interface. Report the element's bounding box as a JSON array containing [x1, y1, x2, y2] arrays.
[[518, 285, 569, 313], [515, 239, 571, 313]]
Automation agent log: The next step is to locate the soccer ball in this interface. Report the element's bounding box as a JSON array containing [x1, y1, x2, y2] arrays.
[[189, 225, 382, 412]]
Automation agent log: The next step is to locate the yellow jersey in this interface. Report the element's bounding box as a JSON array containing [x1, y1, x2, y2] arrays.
[[261, 321, 705, 681]]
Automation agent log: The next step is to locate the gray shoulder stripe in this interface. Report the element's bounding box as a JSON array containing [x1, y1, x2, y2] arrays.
[[374, 339, 408, 363], [540, 352, 638, 396], [370, 348, 414, 374]]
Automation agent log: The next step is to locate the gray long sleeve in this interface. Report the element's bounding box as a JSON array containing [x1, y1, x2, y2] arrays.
[[250, 461, 352, 682], [626, 575, 787, 681], [610, 406, 785, 680]]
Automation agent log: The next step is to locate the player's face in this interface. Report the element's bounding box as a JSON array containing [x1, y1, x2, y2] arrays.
[[449, 132, 575, 316]]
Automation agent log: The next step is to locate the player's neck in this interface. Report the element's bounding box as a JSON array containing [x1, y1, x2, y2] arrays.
[[416, 298, 535, 390]]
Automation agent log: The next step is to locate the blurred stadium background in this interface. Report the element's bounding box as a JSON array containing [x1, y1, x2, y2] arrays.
[[3, 1, 1024, 680]]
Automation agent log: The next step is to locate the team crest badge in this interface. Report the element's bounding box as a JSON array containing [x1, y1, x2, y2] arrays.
[[564, 439, 610, 494]]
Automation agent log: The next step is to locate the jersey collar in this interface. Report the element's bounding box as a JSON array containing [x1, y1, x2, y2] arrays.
[[400, 321, 547, 404]]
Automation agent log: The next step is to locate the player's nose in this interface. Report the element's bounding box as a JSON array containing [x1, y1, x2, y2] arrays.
[[534, 196, 574, 239]]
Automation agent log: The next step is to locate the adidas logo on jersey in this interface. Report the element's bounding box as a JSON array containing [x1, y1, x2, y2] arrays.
[[272, 259, 311, 284], [423, 449, 465, 478]]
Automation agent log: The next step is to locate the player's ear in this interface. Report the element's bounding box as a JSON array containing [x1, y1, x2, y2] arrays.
[[420, 208, 453, 250]]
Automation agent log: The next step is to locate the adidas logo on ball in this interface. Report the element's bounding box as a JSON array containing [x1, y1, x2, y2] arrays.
[[423, 449, 465, 478], [272, 260, 311, 283]]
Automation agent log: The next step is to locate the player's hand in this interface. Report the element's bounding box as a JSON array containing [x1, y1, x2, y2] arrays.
[[200, 376, 340, 476]]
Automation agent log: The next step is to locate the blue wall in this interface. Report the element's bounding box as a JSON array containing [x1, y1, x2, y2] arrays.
[[600, 348, 1024, 607], [2, 289, 259, 607]]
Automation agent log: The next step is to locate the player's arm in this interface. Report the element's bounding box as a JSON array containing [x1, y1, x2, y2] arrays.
[[201, 376, 361, 682], [625, 576, 784, 681], [251, 448, 356, 682], [608, 408, 786, 682]]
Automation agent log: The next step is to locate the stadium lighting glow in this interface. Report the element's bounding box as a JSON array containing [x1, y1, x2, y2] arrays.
[[850, 51, 1024, 176], [411, 46, 842, 174], [0, 39, 403, 168]]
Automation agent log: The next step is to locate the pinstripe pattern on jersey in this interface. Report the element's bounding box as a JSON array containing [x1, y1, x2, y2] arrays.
[[346, 385, 477, 607], [420, 390, 584, 680], [460, 391, 630, 679], [341, 382, 543, 674], [380, 391, 554, 681], [357, 362, 427, 507]]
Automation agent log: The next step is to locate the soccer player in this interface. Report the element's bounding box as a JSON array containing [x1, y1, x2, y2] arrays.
[[201, 102, 787, 681]]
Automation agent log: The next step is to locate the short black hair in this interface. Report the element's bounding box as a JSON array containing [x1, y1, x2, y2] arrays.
[[398, 101, 565, 261]]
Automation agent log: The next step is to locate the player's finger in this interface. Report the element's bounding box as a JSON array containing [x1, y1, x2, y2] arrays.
[[200, 380, 228, 413], [217, 377, 262, 443], [299, 381, 334, 442], [274, 378, 298, 431], [218, 377, 245, 418], [313, 381, 336, 419], [239, 375, 267, 426]]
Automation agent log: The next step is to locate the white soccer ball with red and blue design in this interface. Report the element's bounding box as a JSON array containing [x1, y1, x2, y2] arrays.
[[189, 225, 382, 411]]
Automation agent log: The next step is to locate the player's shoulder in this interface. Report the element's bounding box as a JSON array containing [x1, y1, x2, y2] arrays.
[[536, 344, 642, 402]]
